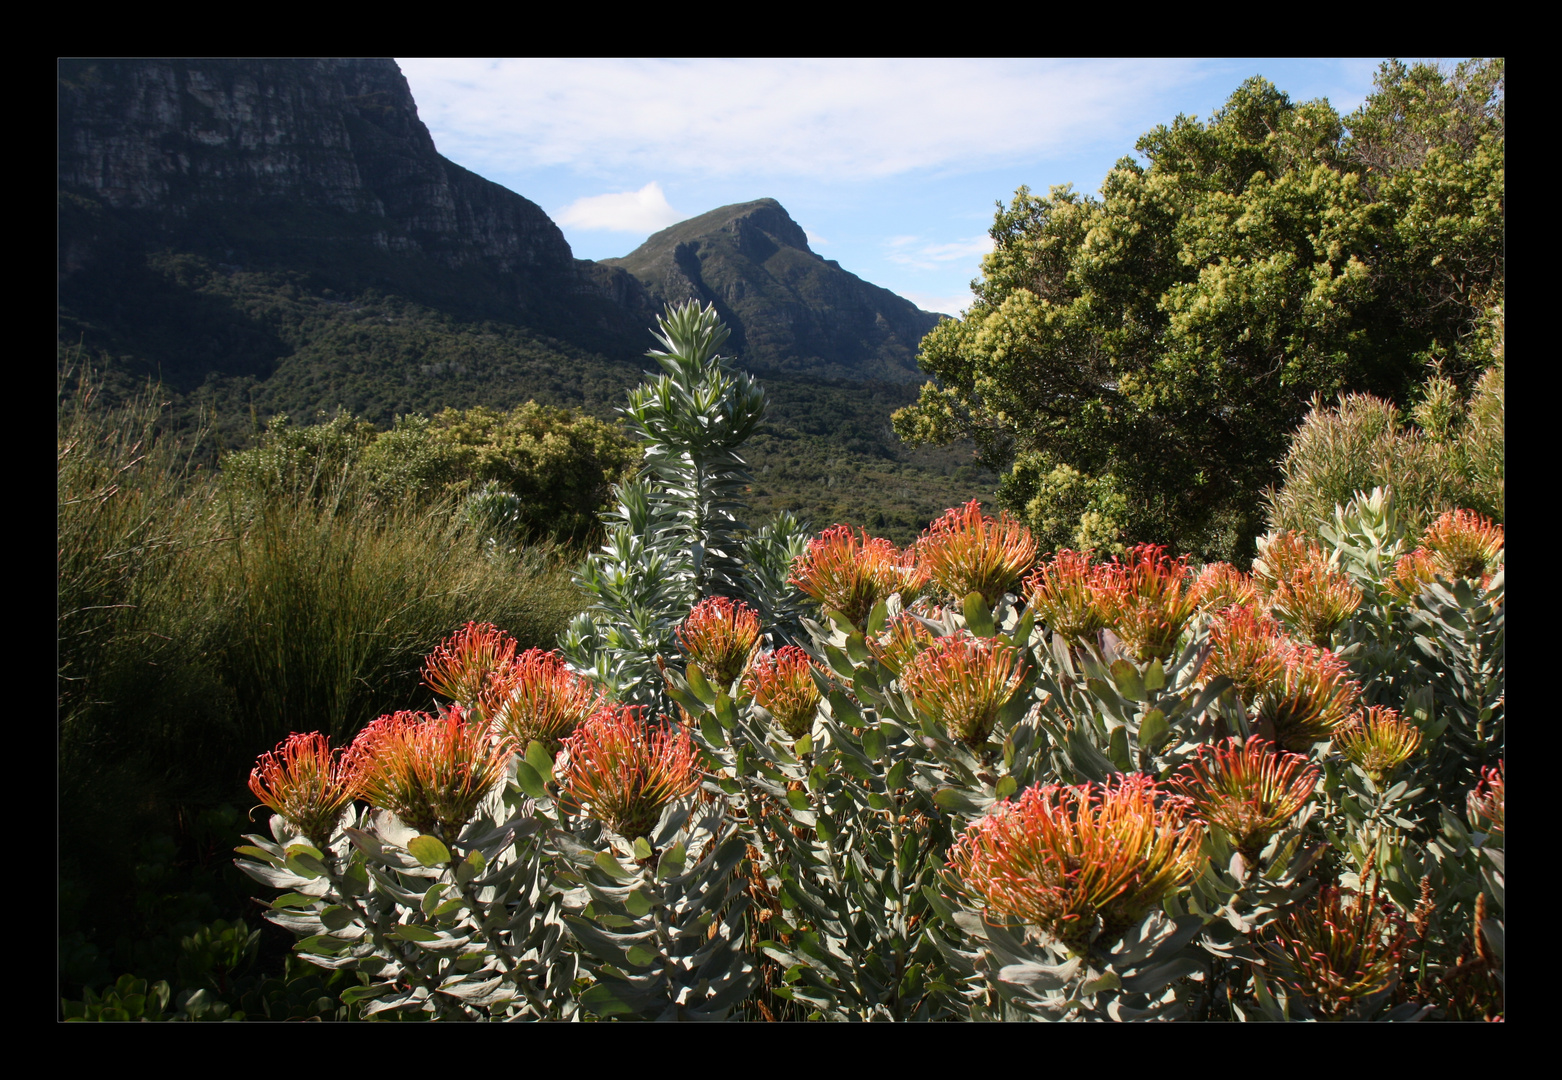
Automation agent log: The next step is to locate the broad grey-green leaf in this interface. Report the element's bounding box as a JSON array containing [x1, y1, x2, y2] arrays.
[[319, 905, 354, 932], [513, 761, 547, 800], [1139, 709, 1170, 750], [934, 787, 982, 813], [687, 663, 717, 705], [1107, 724, 1131, 770], [867, 600, 890, 638], [1110, 659, 1145, 701], [1143, 659, 1166, 692], [657, 842, 687, 880], [525, 740, 554, 782], [407, 835, 451, 868], [595, 851, 635, 880], [862, 725, 886, 760], [964, 592, 996, 638]]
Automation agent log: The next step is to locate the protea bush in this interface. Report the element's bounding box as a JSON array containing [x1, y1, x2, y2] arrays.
[[789, 525, 915, 627], [227, 303, 1504, 1023], [421, 621, 519, 708], [1419, 509, 1504, 581], [348, 707, 513, 836], [1171, 738, 1318, 860], [1335, 705, 1423, 785], [1024, 549, 1111, 645], [742, 645, 820, 738], [901, 633, 1027, 748], [1099, 543, 1201, 662], [1263, 883, 1407, 1019]]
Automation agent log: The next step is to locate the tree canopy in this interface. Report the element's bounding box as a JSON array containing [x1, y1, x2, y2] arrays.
[[892, 59, 1504, 561]]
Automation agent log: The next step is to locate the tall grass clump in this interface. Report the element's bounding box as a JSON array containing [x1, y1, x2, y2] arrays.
[[58, 367, 222, 805], [58, 364, 586, 998], [211, 478, 581, 750]]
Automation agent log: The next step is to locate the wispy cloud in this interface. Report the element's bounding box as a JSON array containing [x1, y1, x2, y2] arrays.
[[885, 234, 995, 271], [554, 181, 682, 233], [400, 58, 1209, 183], [899, 289, 977, 319]]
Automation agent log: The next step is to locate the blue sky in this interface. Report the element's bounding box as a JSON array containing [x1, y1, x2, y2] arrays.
[[397, 58, 1410, 318]]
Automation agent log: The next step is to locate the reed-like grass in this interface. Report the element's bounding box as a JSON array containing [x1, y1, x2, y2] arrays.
[[58, 366, 584, 990]]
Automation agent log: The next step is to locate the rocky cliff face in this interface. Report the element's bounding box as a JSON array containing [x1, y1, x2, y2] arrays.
[[58, 58, 651, 332], [604, 200, 942, 382]]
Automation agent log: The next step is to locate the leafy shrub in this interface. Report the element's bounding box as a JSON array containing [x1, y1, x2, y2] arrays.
[[1266, 357, 1504, 539], [220, 402, 641, 547]]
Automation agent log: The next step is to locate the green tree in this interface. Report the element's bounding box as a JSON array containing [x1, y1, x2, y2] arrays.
[[893, 59, 1504, 561], [424, 403, 641, 546]]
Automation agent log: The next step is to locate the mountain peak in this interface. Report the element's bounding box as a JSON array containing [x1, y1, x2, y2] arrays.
[[604, 198, 938, 382], [620, 198, 811, 264]]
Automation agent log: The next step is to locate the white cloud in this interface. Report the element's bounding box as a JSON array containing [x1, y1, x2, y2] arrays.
[[554, 181, 682, 233], [885, 234, 995, 271], [803, 226, 829, 247], [398, 58, 1209, 183], [900, 289, 977, 319]]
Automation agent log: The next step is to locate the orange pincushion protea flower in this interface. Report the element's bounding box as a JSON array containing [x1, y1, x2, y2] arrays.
[[1254, 643, 1360, 752], [871, 612, 937, 676], [1171, 738, 1317, 858], [743, 646, 821, 738], [1100, 544, 1201, 662], [789, 525, 913, 627], [1250, 531, 1316, 595], [1467, 762, 1504, 838], [1205, 605, 1288, 704], [677, 596, 762, 687], [1420, 510, 1504, 582], [1193, 562, 1258, 612], [559, 705, 702, 841], [916, 500, 1037, 606], [423, 622, 519, 708], [948, 775, 1204, 952], [1334, 706, 1422, 784], [1264, 885, 1405, 1019], [1385, 548, 1439, 602], [485, 648, 602, 753], [1024, 549, 1112, 645], [899, 633, 1026, 747], [1268, 560, 1362, 647], [349, 708, 514, 836], [249, 731, 361, 846]]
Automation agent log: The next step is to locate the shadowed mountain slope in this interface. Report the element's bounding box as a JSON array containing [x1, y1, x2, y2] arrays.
[[604, 199, 943, 382]]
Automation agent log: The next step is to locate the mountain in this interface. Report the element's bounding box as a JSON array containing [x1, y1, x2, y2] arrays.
[[57, 58, 989, 540], [58, 58, 657, 370], [604, 200, 941, 382]]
